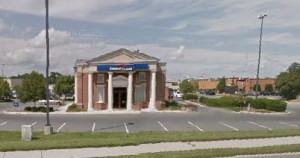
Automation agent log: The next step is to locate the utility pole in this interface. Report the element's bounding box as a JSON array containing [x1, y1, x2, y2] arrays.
[[255, 13, 267, 99], [44, 0, 53, 135], [1, 64, 4, 78]]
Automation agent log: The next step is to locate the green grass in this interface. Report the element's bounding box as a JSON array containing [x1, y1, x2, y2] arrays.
[[118, 144, 300, 158], [1, 129, 300, 151]]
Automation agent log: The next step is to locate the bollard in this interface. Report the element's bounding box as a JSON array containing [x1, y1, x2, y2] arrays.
[[21, 125, 32, 141]]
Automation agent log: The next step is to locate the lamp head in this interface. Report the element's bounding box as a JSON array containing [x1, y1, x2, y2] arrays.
[[258, 13, 268, 19]]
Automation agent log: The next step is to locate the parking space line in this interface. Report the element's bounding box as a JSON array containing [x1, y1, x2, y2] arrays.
[[279, 122, 298, 128], [157, 121, 168, 132], [188, 121, 204, 132], [0, 122, 7, 126], [219, 122, 239, 131], [57, 123, 66, 132], [124, 123, 129, 134], [31, 122, 36, 126], [92, 122, 96, 132], [248, 121, 272, 130]]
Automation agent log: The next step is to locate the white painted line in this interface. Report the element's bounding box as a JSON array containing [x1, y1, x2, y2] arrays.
[[57, 123, 66, 133], [219, 122, 239, 131], [124, 123, 129, 134], [31, 122, 36, 126], [158, 121, 168, 132], [279, 122, 298, 128], [92, 122, 96, 132], [188, 121, 204, 132], [0, 122, 7, 126], [248, 121, 272, 130]]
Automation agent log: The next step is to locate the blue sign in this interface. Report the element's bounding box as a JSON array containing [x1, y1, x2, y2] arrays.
[[97, 63, 149, 71], [13, 102, 19, 107]]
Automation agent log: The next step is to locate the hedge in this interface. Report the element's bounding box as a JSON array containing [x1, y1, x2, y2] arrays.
[[24, 106, 54, 112], [182, 94, 198, 100], [199, 96, 286, 112]]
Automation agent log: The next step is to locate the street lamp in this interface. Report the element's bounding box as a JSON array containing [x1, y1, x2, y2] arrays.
[[44, 0, 53, 135], [1, 64, 5, 78], [255, 13, 267, 99]]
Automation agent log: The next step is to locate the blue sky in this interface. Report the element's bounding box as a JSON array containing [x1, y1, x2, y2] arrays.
[[0, 0, 299, 80]]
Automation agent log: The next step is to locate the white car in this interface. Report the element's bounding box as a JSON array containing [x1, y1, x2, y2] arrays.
[[38, 99, 64, 105], [173, 91, 183, 98]]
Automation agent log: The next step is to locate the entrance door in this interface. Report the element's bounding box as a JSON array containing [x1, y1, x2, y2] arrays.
[[113, 88, 127, 109]]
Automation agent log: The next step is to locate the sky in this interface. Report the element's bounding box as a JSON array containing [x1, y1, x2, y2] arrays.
[[0, 0, 299, 80]]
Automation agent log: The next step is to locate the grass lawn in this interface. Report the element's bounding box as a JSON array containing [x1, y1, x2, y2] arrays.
[[1, 129, 300, 151], [118, 144, 300, 158]]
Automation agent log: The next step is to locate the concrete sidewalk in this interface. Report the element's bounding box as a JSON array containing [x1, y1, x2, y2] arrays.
[[1, 136, 300, 158]]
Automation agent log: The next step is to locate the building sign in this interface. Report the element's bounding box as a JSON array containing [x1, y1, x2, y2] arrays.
[[97, 64, 149, 71]]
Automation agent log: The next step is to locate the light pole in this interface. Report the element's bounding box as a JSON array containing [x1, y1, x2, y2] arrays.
[[255, 13, 267, 99], [1, 64, 4, 78], [44, 0, 53, 135]]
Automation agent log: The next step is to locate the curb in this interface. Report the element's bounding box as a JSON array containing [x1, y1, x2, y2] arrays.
[[235, 111, 292, 115]]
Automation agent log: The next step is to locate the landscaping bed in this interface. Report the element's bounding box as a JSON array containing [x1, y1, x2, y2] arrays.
[[199, 96, 287, 112]]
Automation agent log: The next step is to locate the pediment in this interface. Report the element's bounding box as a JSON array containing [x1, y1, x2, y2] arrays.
[[88, 48, 159, 64], [112, 75, 128, 87]]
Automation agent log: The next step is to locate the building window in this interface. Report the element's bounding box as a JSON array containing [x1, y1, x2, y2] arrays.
[[135, 84, 145, 102], [97, 86, 105, 103], [97, 74, 104, 83], [137, 72, 146, 82]]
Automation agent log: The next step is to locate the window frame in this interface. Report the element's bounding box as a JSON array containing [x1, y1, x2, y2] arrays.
[[134, 84, 146, 103], [97, 85, 105, 103]]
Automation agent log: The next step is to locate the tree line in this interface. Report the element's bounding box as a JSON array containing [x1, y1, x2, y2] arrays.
[[0, 71, 74, 104]]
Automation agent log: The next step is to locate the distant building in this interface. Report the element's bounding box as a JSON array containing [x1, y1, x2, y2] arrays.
[[197, 77, 276, 93], [198, 79, 219, 91], [4, 78, 22, 90], [165, 80, 179, 90]]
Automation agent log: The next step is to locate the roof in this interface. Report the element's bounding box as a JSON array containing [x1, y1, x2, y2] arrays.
[[88, 48, 160, 64]]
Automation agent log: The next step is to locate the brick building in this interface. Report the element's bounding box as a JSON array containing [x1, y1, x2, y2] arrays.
[[74, 48, 166, 111]]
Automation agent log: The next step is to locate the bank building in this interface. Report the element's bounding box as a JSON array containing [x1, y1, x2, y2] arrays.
[[74, 48, 166, 111]]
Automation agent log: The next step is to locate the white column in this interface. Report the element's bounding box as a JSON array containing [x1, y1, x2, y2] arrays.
[[87, 73, 94, 112], [149, 70, 157, 111], [108, 72, 113, 111], [126, 72, 134, 111], [74, 73, 78, 104]]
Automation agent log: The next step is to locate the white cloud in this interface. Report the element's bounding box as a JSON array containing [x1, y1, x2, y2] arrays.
[[164, 36, 185, 43], [171, 45, 185, 60], [29, 28, 70, 48], [263, 33, 300, 45], [171, 22, 188, 30]]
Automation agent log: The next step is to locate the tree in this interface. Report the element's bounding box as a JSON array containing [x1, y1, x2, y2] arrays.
[[216, 77, 226, 93], [54, 75, 74, 97], [276, 62, 300, 100], [179, 79, 197, 94], [253, 84, 261, 92], [16, 71, 46, 105], [0, 78, 10, 100], [265, 84, 274, 92], [49, 72, 62, 84]]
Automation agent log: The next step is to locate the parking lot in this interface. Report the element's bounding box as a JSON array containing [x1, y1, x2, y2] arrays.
[[1, 101, 300, 133]]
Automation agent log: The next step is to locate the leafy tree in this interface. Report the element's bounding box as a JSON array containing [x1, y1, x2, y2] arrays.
[[15, 71, 46, 105], [49, 72, 62, 84], [0, 78, 10, 100], [265, 84, 274, 92], [276, 62, 300, 100], [253, 84, 261, 92], [54, 75, 74, 97], [216, 77, 226, 93], [179, 79, 197, 94]]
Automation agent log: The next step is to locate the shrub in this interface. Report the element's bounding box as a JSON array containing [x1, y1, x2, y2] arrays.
[[182, 94, 198, 100], [38, 106, 46, 111], [31, 106, 39, 112], [67, 104, 85, 112], [165, 100, 179, 107], [265, 100, 287, 112], [249, 98, 268, 109], [24, 106, 32, 111]]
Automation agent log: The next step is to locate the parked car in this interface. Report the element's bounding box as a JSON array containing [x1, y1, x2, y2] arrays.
[[65, 93, 75, 100], [38, 98, 64, 105], [173, 91, 183, 98]]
